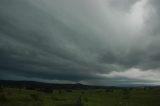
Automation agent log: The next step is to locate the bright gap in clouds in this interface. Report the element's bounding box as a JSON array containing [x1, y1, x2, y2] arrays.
[[129, 0, 148, 29], [100, 68, 160, 85]]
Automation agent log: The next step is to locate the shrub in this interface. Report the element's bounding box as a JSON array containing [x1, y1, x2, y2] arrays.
[[66, 89, 72, 92], [0, 93, 7, 102], [30, 93, 40, 101]]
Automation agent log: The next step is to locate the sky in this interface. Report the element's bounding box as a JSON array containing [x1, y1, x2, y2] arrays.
[[0, 0, 160, 86]]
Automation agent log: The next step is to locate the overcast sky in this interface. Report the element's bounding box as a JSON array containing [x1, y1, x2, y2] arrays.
[[0, 0, 160, 86]]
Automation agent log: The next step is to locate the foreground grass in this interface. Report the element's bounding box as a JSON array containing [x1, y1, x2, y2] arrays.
[[0, 87, 160, 106]]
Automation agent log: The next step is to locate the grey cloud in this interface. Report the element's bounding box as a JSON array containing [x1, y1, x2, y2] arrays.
[[0, 0, 160, 85], [108, 0, 140, 11]]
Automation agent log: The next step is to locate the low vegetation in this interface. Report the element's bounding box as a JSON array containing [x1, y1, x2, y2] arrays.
[[0, 86, 160, 106]]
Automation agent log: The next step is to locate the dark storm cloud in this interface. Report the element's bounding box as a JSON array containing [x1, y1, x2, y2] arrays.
[[0, 0, 105, 82], [0, 0, 160, 85]]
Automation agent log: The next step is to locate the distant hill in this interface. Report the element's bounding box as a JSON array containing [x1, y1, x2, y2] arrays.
[[0, 80, 159, 90], [0, 80, 107, 90]]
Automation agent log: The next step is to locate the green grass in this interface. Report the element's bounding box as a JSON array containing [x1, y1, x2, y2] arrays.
[[0, 87, 160, 106]]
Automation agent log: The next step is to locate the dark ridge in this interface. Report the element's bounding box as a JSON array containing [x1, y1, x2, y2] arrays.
[[0, 80, 159, 90], [0, 80, 106, 90]]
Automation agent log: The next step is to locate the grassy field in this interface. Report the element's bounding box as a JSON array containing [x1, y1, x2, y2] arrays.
[[0, 87, 160, 106]]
